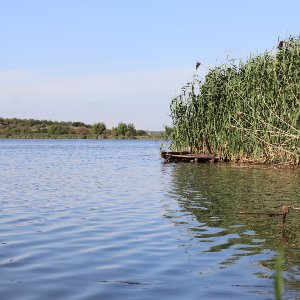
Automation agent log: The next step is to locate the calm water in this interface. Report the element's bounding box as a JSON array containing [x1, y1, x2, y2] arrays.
[[1, 139, 300, 299]]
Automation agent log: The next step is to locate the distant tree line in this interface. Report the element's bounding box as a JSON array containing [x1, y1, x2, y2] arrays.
[[0, 118, 159, 139], [0, 117, 92, 128]]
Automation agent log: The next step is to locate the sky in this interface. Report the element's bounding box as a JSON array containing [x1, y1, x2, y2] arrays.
[[0, 0, 299, 130]]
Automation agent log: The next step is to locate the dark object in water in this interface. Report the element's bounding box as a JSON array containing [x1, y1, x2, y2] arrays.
[[282, 205, 291, 223], [237, 212, 282, 217], [237, 205, 293, 224], [161, 151, 217, 163]]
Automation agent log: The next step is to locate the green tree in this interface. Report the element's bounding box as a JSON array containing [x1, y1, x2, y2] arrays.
[[115, 122, 128, 136], [71, 121, 87, 127], [28, 119, 35, 126], [22, 125, 32, 133], [91, 122, 106, 135], [127, 123, 136, 136]]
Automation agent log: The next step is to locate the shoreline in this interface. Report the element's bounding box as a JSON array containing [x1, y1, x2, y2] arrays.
[[161, 151, 300, 167], [0, 135, 164, 140]]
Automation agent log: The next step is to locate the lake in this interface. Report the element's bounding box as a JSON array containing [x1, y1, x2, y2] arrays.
[[1, 139, 300, 299]]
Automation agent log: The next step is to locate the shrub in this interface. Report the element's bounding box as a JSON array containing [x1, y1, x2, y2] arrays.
[[91, 122, 106, 135], [136, 130, 147, 136], [75, 126, 91, 135], [104, 129, 112, 136], [48, 124, 69, 135], [125, 131, 133, 138]]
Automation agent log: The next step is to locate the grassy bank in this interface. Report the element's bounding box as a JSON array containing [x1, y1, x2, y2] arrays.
[[169, 35, 300, 164]]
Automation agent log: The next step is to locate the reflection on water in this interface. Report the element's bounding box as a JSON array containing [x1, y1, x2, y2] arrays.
[[0, 139, 300, 299], [164, 163, 300, 298]]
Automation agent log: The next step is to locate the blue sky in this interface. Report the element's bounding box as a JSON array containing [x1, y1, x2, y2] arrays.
[[0, 0, 299, 130]]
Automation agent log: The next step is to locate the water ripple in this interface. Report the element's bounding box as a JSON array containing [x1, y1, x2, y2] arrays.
[[0, 139, 300, 299]]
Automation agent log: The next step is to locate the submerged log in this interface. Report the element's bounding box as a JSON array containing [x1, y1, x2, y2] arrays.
[[237, 205, 294, 225], [237, 212, 282, 217]]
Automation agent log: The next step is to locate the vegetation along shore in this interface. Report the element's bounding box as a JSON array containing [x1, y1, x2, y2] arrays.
[[0, 118, 165, 140], [166, 34, 300, 165]]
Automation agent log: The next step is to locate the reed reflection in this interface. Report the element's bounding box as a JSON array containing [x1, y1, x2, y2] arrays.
[[163, 163, 300, 291]]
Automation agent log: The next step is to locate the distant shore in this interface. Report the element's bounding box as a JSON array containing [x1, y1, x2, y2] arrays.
[[0, 134, 163, 140], [0, 118, 166, 140], [0, 134, 164, 140]]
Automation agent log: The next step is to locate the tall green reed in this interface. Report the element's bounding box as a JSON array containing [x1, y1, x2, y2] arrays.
[[169, 35, 300, 164]]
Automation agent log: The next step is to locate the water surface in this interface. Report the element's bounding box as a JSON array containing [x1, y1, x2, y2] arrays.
[[1, 139, 300, 299]]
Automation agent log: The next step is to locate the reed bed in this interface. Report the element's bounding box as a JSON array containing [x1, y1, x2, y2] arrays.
[[169, 35, 300, 164]]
